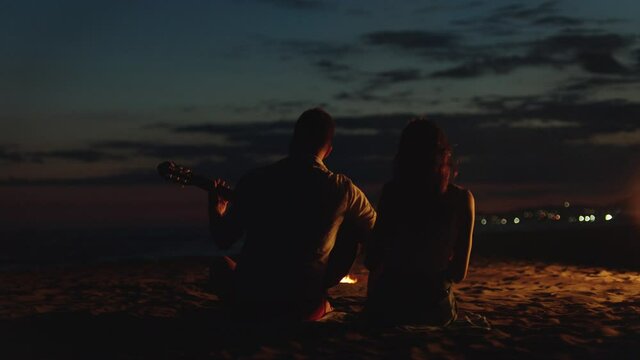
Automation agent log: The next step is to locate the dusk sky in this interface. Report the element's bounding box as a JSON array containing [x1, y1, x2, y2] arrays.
[[2, 0, 640, 226]]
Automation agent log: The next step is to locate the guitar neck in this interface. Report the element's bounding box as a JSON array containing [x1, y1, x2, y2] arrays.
[[188, 173, 215, 191], [156, 161, 234, 201]]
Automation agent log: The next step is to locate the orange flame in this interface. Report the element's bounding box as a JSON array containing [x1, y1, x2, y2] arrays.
[[340, 274, 358, 284]]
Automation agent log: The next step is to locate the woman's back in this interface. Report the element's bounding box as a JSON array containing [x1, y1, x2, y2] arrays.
[[365, 183, 473, 325], [364, 119, 475, 326], [368, 182, 468, 274]]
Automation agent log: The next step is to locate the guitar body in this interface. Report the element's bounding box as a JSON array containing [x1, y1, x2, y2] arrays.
[[157, 161, 234, 200]]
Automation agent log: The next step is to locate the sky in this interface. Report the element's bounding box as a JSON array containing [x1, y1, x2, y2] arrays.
[[1, 0, 640, 227]]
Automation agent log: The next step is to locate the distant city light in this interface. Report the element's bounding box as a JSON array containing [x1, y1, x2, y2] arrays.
[[477, 208, 620, 227], [564, 201, 570, 208]]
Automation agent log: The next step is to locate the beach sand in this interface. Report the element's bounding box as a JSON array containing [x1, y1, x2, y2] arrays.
[[1, 257, 639, 359]]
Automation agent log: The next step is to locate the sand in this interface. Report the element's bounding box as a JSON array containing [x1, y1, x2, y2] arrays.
[[1, 257, 639, 359]]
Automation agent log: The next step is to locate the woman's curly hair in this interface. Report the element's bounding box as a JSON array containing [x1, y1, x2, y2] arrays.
[[393, 118, 454, 194]]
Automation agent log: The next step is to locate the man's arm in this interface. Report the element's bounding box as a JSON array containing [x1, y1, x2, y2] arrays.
[[448, 189, 475, 283], [344, 180, 377, 249], [323, 178, 377, 288], [208, 179, 244, 250]]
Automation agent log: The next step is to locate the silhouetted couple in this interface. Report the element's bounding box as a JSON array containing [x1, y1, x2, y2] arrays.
[[208, 108, 474, 326]]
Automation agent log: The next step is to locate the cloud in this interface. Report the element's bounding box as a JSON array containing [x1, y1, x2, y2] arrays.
[[334, 90, 418, 104], [277, 12, 635, 92], [574, 51, 628, 74], [432, 31, 635, 79], [335, 127, 380, 136], [492, 1, 558, 21], [364, 31, 458, 49], [30, 150, 126, 163], [0, 147, 126, 164], [453, 1, 587, 30], [343, 7, 370, 16], [162, 99, 640, 188], [0, 170, 158, 186], [278, 40, 356, 59], [571, 128, 640, 147], [558, 76, 640, 93], [212, 99, 328, 119], [263, 100, 328, 116], [314, 60, 360, 82], [531, 16, 584, 26], [451, 0, 621, 43], [356, 23, 635, 82], [480, 119, 580, 129], [96, 141, 249, 159], [469, 94, 560, 112], [509, 119, 580, 129], [1, 139, 257, 166], [431, 54, 560, 78], [369, 69, 422, 84], [362, 31, 461, 59], [315, 55, 424, 88], [5, 98, 640, 214], [364, 69, 424, 90], [532, 32, 632, 59], [314, 65, 425, 103], [260, 0, 326, 10], [469, 97, 640, 130], [416, 1, 485, 14], [172, 121, 291, 136], [0, 146, 24, 163], [451, 1, 559, 36], [92, 139, 288, 181]]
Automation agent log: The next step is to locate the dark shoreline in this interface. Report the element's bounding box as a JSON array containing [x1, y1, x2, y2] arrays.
[[474, 224, 640, 270], [2, 223, 637, 273]]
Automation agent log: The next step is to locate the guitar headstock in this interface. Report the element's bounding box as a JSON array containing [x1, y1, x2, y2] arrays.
[[157, 161, 193, 186]]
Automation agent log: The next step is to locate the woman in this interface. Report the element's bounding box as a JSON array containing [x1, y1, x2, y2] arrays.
[[364, 118, 475, 326]]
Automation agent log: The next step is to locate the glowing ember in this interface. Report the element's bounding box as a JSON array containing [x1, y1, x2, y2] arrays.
[[340, 275, 358, 284]]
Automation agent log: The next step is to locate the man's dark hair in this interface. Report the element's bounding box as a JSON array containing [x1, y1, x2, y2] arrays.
[[289, 108, 335, 155]]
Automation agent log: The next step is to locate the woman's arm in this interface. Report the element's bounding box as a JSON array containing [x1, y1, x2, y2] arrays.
[[448, 189, 475, 283]]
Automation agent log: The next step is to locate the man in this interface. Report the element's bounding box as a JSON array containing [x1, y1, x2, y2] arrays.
[[208, 108, 376, 321]]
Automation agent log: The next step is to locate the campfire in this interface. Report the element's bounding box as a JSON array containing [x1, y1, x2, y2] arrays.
[[340, 274, 358, 284]]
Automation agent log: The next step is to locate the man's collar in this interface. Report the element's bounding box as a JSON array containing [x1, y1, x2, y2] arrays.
[[289, 153, 328, 171]]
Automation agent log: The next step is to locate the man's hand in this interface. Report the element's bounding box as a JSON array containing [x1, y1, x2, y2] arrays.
[[210, 179, 230, 216]]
